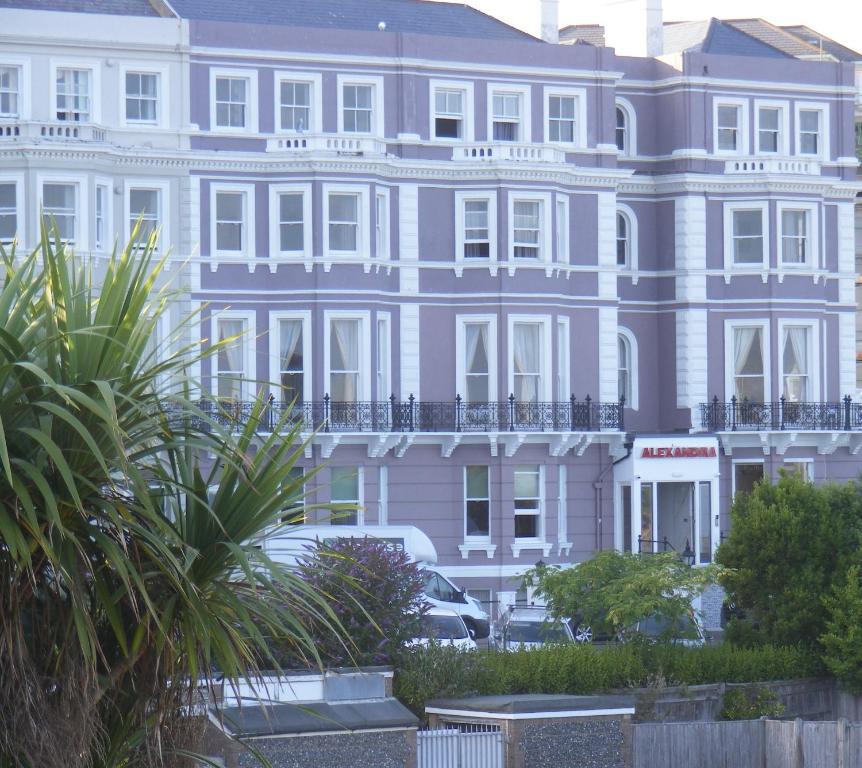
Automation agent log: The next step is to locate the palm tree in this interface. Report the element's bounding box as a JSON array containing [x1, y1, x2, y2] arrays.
[[0, 223, 342, 767]]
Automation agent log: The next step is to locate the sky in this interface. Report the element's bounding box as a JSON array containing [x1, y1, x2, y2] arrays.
[[444, 0, 862, 55]]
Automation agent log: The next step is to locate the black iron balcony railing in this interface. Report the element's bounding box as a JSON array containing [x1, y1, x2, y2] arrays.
[[701, 395, 862, 432], [194, 393, 624, 434]]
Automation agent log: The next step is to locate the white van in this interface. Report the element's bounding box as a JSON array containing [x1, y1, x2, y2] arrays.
[[411, 607, 477, 652], [267, 525, 491, 640]]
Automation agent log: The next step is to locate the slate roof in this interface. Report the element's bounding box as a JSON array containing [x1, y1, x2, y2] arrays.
[[663, 18, 790, 59], [167, 0, 536, 41], [780, 25, 862, 62], [0, 0, 160, 15], [723, 19, 822, 58], [559, 24, 606, 47]]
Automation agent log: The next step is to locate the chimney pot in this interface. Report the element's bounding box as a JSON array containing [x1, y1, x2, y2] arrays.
[[540, 0, 559, 45]]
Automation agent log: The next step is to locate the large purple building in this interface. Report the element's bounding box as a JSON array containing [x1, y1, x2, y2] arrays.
[[0, 0, 860, 614]]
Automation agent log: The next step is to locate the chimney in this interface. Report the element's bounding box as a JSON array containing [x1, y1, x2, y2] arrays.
[[645, 0, 663, 57], [541, 0, 559, 44]]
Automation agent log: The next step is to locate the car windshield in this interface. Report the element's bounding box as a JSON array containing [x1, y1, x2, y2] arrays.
[[506, 620, 570, 644], [636, 615, 698, 638], [422, 614, 467, 640]]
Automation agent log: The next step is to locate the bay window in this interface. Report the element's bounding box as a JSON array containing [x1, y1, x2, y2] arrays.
[[798, 109, 822, 155], [56, 68, 90, 122], [463, 199, 490, 259], [465, 466, 490, 539], [42, 182, 77, 243], [342, 84, 373, 133], [513, 465, 542, 540], [279, 80, 310, 132], [0, 66, 19, 117], [129, 188, 160, 246], [725, 204, 768, 267], [278, 318, 305, 404], [731, 326, 766, 402], [548, 95, 576, 143], [214, 190, 247, 255], [278, 192, 304, 252], [512, 200, 541, 259], [329, 318, 361, 402], [330, 467, 361, 526], [714, 100, 747, 154], [512, 322, 542, 403], [781, 326, 811, 403], [434, 88, 464, 139], [328, 193, 359, 252], [215, 316, 247, 401], [465, 322, 490, 402], [0, 183, 17, 244]]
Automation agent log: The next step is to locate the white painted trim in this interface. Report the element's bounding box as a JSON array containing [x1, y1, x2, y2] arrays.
[[0, 171, 26, 248], [753, 98, 789, 156], [375, 186, 390, 261], [400, 303, 420, 400], [556, 317, 570, 402], [712, 96, 749, 156], [425, 707, 635, 720], [268, 182, 312, 259], [731, 458, 766, 498], [328, 465, 365, 526], [777, 318, 820, 403], [723, 201, 769, 272], [378, 465, 388, 525], [209, 181, 255, 260], [50, 57, 102, 124], [211, 308, 256, 401], [93, 176, 112, 253], [598, 306, 620, 404], [428, 78, 475, 142], [724, 319, 770, 402], [268, 310, 312, 402], [209, 66, 259, 134], [322, 182, 370, 259], [486, 82, 532, 144], [456, 314, 498, 402], [463, 464, 492, 544], [507, 191, 552, 265], [119, 63, 170, 129], [676, 309, 708, 417], [336, 74, 385, 138], [323, 310, 372, 402], [375, 311, 392, 401], [616, 203, 638, 273], [455, 189, 498, 267], [614, 96, 637, 157], [124, 177, 171, 253], [554, 193, 570, 264], [542, 85, 587, 148], [794, 100, 830, 160], [776, 201, 819, 271], [0, 55, 32, 121], [507, 314, 552, 402], [273, 70, 322, 134], [36, 171, 89, 250], [617, 327, 639, 411]]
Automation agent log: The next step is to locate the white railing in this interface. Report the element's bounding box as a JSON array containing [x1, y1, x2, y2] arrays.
[[0, 120, 107, 142], [266, 134, 387, 155], [455, 142, 566, 163], [417, 727, 503, 768], [724, 157, 821, 175]]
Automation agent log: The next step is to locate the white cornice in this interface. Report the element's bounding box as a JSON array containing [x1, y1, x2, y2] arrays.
[[618, 75, 857, 97], [619, 173, 862, 198]]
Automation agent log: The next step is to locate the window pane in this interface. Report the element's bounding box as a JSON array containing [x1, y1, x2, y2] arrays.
[[466, 465, 488, 498], [331, 467, 359, 501], [514, 466, 539, 497], [329, 194, 357, 222], [0, 182, 16, 242]]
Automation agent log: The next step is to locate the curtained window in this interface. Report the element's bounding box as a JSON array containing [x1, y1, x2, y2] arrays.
[[278, 319, 303, 404], [217, 318, 246, 400], [733, 327, 764, 401], [618, 334, 631, 403], [616, 212, 630, 267], [513, 200, 541, 259], [781, 210, 808, 265], [464, 199, 490, 258], [782, 327, 809, 402], [330, 318, 360, 402], [492, 92, 520, 141], [615, 105, 628, 152], [513, 323, 541, 403], [0, 183, 16, 244], [465, 323, 490, 402], [56, 68, 90, 122]]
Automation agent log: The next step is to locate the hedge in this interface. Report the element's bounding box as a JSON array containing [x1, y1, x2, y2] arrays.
[[393, 643, 822, 718]]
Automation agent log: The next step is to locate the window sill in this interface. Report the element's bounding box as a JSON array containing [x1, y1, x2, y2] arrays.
[[510, 540, 553, 558], [458, 542, 497, 560]]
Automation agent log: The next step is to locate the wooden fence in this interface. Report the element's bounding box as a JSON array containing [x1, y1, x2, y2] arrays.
[[632, 718, 862, 768]]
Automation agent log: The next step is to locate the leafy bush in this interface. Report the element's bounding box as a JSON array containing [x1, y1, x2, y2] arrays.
[[820, 563, 862, 693], [393, 643, 820, 717], [279, 537, 427, 667], [720, 687, 785, 720], [527, 551, 718, 640], [718, 474, 862, 649]]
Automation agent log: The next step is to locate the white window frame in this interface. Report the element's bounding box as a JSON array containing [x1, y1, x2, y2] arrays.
[[376, 312, 391, 401], [323, 310, 372, 402], [507, 315, 552, 402], [555, 193, 569, 263], [782, 459, 813, 482], [0, 172, 25, 248], [50, 59, 101, 124], [120, 63, 169, 129], [617, 327, 639, 410], [336, 74, 384, 138], [268, 183, 312, 259], [329, 466, 364, 526], [375, 187, 390, 260], [543, 86, 587, 148], [268, 310, 312, 403], [456, 314, 498, 402], [614, 97, 637, 156], [209, 67, 258, 134], [724, 319, 771, 403], [0, 57, 31, 120], [794, 101, 830, 160], [37, 173, 88, 250], [322, 183, 370, 259], [776, 201, 819, 270], [124, 179, 171, 253], [274, 71, 322, 134], [754, 99, 789, 156], [455, 190, 498, 265], [732, 459, 766, 497], [616, 203, 638, 272], [94, 177, 112, 252], [556, 317, 570, 402], [723, 201, 769, 271], [464, 465, 492, 541], [487, 82, 531, 144], [211, 309, 256, 401], [713, 97, 749, 156], [778, 319, 820, 403], [512, 464, 545, 545], [209, 182, 255, 260], [429, 79, 474, 142], [508, 191, 552, 264]]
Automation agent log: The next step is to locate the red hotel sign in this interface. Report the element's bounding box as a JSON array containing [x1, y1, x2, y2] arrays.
[[641, 446, 717, 459]]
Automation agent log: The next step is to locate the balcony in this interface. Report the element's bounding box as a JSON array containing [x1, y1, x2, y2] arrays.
[[266, 134, 387, 156], [454, 143, 566, 163], [196, 394, 624, 434], [700, 396, 861, 432], [0, 120, 107, 142], [723, 157, 821, 175]]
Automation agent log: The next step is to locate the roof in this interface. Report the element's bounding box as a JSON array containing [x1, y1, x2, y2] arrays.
[[0, 0, 161, 15], [559, 24, 606, 47], [427, 693, 636, 716], [663, 18, 790, 59], [168, 0, 536, 41], [723, 19, 824, 58], [218, 699, 418, 737], [780, 25, 862, 62]]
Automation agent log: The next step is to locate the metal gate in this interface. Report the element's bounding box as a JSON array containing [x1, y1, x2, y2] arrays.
[[417, 724, 503, 768]]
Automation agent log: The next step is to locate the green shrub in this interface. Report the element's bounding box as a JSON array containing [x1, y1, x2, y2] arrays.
[[820, 563, 862, 693], [720, 687, 785, 720]]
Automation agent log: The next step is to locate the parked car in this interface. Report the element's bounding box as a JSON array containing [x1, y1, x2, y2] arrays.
[[622, 613, 705, 646], [411, 607, 477, 651], [494, 605, 574, 651], [421, 569, 490, 640]]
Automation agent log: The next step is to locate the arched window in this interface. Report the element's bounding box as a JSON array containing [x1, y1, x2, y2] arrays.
[[616, 211, 629, 267], [617, 328, 639, 410], [615, 98, 636, 156]]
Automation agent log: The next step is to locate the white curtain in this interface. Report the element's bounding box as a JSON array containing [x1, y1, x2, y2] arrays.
[[513, 324, 540, 403], [733, 327, 762, 400], [783, 327, 808, 401], [280, 320, 302, 371], [330, 319, 359, 402], [217, 319, 244, 399], [465, 323, 489, 402]]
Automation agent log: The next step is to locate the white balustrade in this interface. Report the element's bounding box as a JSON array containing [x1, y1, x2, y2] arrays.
[[454, 142, 566, 163], [266, 134, 387, 155], [0, 120, 107, 142], [724, 157, 821, 175]]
